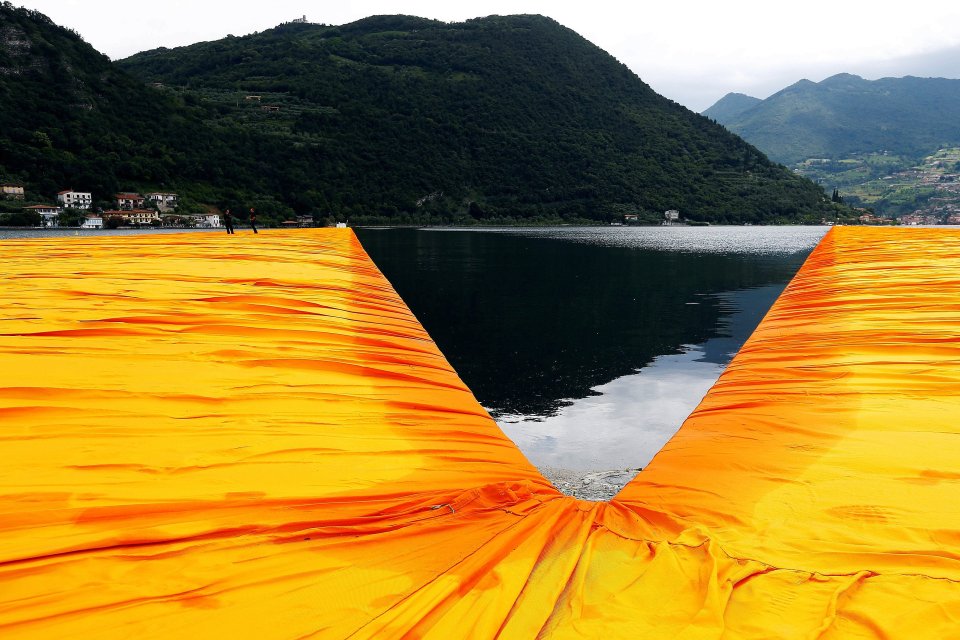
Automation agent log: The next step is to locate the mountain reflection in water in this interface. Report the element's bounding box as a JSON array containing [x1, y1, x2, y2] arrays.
[[357, 226, 826, 473], [498, 284, 785, 471]]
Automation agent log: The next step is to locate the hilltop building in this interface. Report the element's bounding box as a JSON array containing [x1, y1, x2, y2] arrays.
[[1, 184, 25, 200], [57, 189, 92, 210]]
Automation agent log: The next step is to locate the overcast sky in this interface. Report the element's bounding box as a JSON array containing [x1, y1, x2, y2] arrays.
[[14, 0, 960, 111]]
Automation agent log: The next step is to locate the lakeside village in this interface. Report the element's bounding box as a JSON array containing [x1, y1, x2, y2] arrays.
[[0, 184, 926, 229], [798, 148, 960, 225], [0, 187, 730, 229], [0, 186, 316, 230]]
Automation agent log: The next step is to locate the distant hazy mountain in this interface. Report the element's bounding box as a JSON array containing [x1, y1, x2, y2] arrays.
[[705, 74, 960, 165], [701, 93, 761, 122], [855, 44, 960, 85]]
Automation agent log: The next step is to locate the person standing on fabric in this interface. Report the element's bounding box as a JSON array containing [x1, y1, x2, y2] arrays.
[[249, 208, 258, 234], [223, 209, 235, 234]]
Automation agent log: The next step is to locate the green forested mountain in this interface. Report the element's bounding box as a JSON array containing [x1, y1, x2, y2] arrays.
[[0, 3, 230, 203], [1, 4, 841, 224], [704, 74, 960, 216], [707, 74, 960, 166], [701, 93, 761, 123]]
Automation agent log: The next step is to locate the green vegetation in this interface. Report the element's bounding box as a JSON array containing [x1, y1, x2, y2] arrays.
[[796, 148, 960, 217], [701, 93, 761, 123], [708, 74, 960, 167], [56, 207, 86, 227], [797, 153, 908, 189], [0, 5, 209, 192], [1, 4, 843, 224], [0, 207, 40, 226], [705, 75, 960, 217]]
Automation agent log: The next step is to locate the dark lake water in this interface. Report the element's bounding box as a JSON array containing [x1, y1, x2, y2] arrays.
[[356, 226, 828, 474]]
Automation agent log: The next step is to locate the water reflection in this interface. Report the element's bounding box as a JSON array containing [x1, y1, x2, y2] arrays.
[[498, 283, 786, 471], [357, 227, 824, 421], [457, 225, 827, 254]]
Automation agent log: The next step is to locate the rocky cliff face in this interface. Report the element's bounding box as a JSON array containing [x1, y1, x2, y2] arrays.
[[1, 24, 39, 75], [0, 3, 203, 197], [0, 11, 106, 106]]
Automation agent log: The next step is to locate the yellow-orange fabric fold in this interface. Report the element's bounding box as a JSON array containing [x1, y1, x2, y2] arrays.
[[2, 227, 959, 638]]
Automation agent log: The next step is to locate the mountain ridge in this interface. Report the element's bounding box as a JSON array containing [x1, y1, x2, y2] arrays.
[[706, 74, 960, 165], [1, 6, 841, 224], [701, 92, 761, 122]]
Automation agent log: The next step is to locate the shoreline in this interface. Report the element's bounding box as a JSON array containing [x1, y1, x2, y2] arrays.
[[541, 466, 642, 501]]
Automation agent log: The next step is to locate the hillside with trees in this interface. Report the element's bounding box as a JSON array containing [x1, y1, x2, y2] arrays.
[[0, 4, 225, 204], [701, 93, 761, 123], [705, 74, 960, 216], [1, 4, 842, 224], [706, 74, 960, 166]]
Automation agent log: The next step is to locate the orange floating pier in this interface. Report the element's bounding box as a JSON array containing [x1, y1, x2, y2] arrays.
[[2, 227, 960, 638]]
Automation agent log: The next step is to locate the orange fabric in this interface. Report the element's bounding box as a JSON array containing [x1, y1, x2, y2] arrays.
[[2, 227, 959, 638]]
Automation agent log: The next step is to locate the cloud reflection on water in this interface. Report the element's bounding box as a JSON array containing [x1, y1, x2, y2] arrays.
[[496, 283, 786, 472]]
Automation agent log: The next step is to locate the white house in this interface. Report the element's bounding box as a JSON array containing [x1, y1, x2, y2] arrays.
[[146, 192, 178, 212], [190, 213, 222, 229], [81, 214, 103, 229], [191, 213, 221, 228], [23, 204, 61, 227], [115, 193, 145, 210], [57, 189, 92, 210]]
